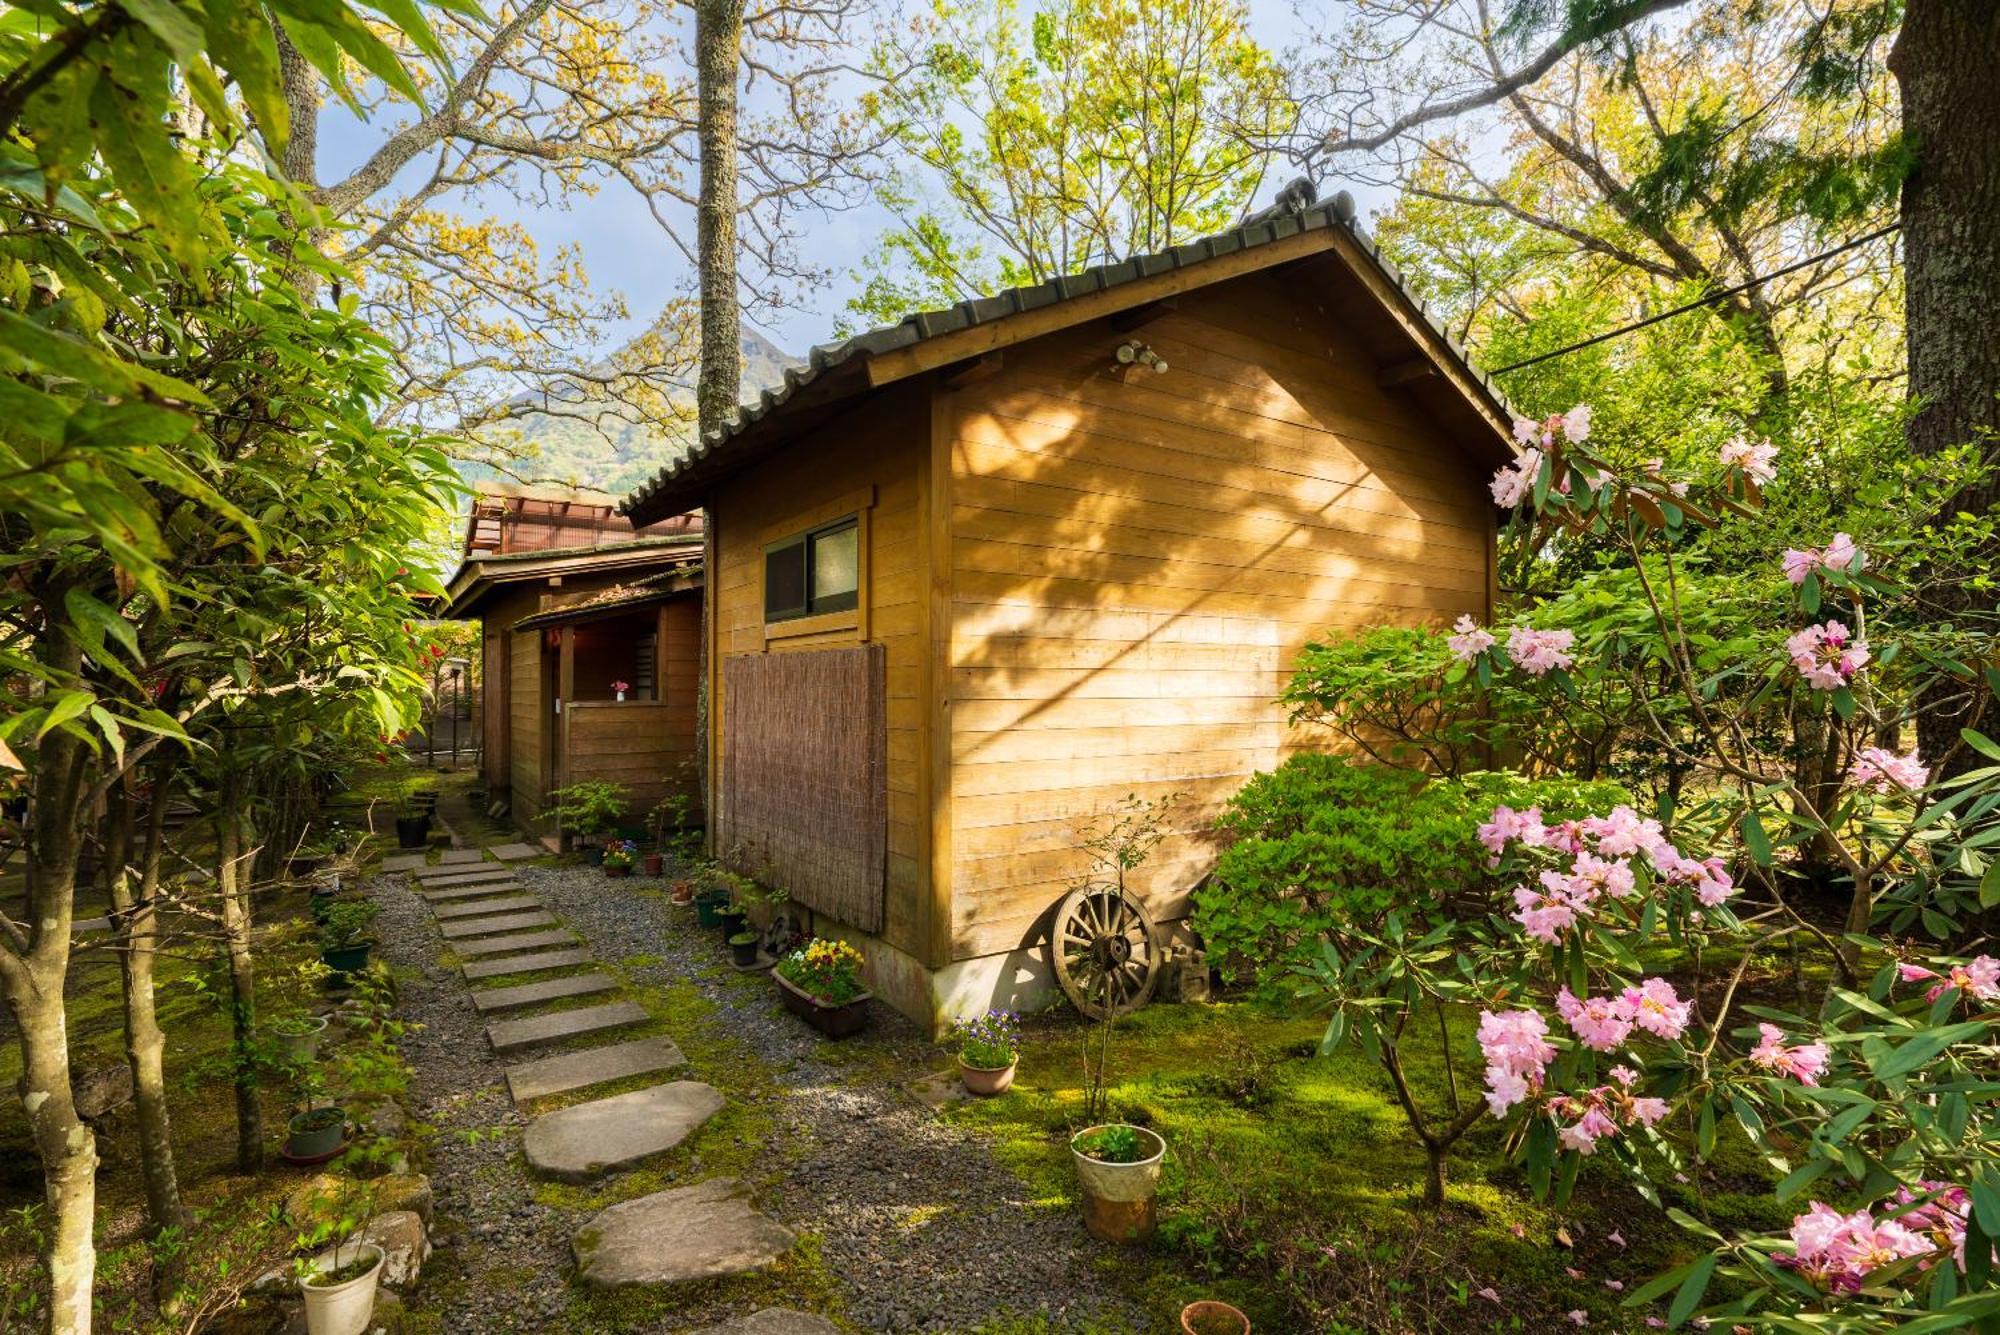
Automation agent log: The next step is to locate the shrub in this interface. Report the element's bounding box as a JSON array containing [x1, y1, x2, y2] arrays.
[[548, 780, 628, 839], [1195, 759, 1630, 986], [317, 899, 379, 950]]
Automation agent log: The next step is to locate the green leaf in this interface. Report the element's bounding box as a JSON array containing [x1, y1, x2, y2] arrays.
[[87, 47, 205, 265], [1774, 1155, 1831, 1201], [1667, 1252, 1717, 1328], [201, 2, 289, 156], [1963, 729, 2000, 763], [1871, 1022, 1990, 1081], [118, 0, 205, 59], [1741, 807, 1772, 866], [35, 688, 94, 742], [63, 587, 139, 663]]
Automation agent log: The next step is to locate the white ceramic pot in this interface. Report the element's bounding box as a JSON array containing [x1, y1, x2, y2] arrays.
[[300, 1242, 384, 1335], [275, 1014, 331, 1063]]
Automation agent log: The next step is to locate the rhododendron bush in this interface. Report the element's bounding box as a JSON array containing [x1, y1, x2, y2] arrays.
[[1285, 408, 2000, 1329]]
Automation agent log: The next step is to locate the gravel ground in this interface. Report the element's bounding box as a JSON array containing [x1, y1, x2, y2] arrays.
[[371, 861, 1143, 1334]]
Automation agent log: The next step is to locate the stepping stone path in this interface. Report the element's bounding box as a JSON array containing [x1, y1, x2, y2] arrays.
[[439, 911, 558, 939], [405, 843, 797, 1304], [573, 1178, 796, 1289], [695, 1312, 842, 1335], [432, 895, 541, 920], [461, 948, 597, 981], [469, 972, 618, 1014], [484, 1001, 649, 1055], [381, 853, 428, 873], [454, 929, 578, 958], [504, 1036, 686, 1103], [523, 1080, 724, 1182]]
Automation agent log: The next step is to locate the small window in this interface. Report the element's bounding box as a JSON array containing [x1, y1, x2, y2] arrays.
[[765, 517, 859, 621]]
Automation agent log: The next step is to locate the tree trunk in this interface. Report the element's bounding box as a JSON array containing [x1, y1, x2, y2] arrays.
[[1422, 1140, 1448, 1207], [217, 781, 263, 1173], [694, 0, 745, 440], [1890, 0, 2000, 772], [108, 776, 189, 1234], [0, 624, 100, 1333]]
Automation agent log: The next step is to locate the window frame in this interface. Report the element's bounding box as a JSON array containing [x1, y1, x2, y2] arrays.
[[763, 513, 861, 624]]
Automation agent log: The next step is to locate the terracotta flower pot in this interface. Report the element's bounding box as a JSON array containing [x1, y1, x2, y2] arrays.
[[773, 970, 872, 1038], [604, 864, 630, 878], [1181, 1301, 1250, 1335], [670, 880, 696, 905], [1071, 1124, 1165, 1243], [958, 1057, 1017, 1096], [643, 853, 664, 877]]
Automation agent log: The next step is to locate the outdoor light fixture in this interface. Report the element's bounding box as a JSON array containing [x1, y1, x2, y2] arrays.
[[1114, 340, 1169, 374]]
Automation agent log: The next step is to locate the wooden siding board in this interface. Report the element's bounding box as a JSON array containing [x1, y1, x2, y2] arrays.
[[943, 283, 1494, 962]]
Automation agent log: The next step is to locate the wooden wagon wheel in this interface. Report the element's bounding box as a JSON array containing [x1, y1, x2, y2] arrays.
[[1050, 884, 1162, 1020]]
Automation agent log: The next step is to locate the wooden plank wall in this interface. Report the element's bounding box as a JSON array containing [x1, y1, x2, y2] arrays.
[[943, 271, 1495, 960], [562, 701, 695, 826], [709, 383, 929, 962], [509, 626, 546, 827]]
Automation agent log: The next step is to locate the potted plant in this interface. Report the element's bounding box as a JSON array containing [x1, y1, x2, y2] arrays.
[[281, 1056, 347, 1160], [714, 900, 747, 936], [391, 781, 432, 850], [952, 1009, 1020, 1096], [694, 881, 728, 925], [1070, 1123, 1166, 1243], [728, 929, 761, 967], [1180, 1301, 1250, 1335], [318, 900, 379, 978], [601, 839, 637, 878], [271, 1011, 331, 1063], [297, 1238, 385, 1335], [548, 780, 627, 861], [611, 677, 630, 702], [773, 938, 871, 1038]]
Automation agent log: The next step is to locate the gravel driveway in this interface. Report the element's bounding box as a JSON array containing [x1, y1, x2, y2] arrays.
[[373, 861, 1142, 1334]]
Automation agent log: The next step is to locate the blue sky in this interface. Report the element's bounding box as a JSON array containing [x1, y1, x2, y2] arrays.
[[320, 2, 1398, 363]]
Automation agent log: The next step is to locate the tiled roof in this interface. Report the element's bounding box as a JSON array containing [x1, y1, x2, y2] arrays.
[[622, 180, 1517, 522]]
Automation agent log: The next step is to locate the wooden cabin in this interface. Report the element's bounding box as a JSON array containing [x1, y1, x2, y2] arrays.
[[622, 186, 1518, 1031], [442, 486, 705, 840]]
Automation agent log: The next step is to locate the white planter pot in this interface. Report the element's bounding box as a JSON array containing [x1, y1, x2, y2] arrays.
[[275, 1014, 330, 1063], [300, 1243, 384, 1335]]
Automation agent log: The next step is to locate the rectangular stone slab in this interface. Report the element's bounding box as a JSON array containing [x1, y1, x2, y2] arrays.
[[523, 1081, 723, 1182], [462, 948, 597, 981], [487, 1001, 649, 1055], [470, 972, 617, 1014], [505, 1035, 688, 1103], [453, 930, 577, 958], [488, 842, 544, 861], [417, 868, 518, 888], [437, 848, 489, 865], [440, 911, 557, 939], [421, 882, 523, 902], [432, 895, 541, 920], [380, 854, 428, 873]]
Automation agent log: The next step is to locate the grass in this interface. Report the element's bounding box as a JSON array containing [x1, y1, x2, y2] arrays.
[[944, 995, 1786, 1333]]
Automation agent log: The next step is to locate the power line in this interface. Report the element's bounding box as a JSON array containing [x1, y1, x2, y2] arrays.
[[1486, 222, 1901, 375]]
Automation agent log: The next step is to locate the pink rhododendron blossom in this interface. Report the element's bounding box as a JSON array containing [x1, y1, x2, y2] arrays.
[[1558, 1106, 1620, 1154], [1478, 1009, 1556, 1114], [1479, 804, 1546, 855], [1892, 1182, 1990, 1271], [1567, 1311, 1589, 1327], [1491, 449, 1541, 507], [1782, 533, 1867, 586], [1719, 435, 1778, 486], [1662, 854, 1736, 908], [1514, 880, 1587, 942], [1507, 625, 1576, 676], [1786, 620, 1869, 690], [1622, 978, 1690, 1040], [1557, 987, 1635, 1052], [1780, 1202, 1932, 1292], [1749, 1023, 1829, 1085], [1569, 852, 1638, 900], [1563, 404, 1593, 442], [1629, 1097, 1670, 1127], [1582, 805, 1669, 859], [1902, 955, 2000, 1004], [1609, 1065, 1638, 1088], [1448, 614, 1496, 663], [1849, 746, 1930, 793]]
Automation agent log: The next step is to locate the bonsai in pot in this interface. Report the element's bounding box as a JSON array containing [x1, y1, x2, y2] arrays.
[[728, 929, 761, 967], [391, 781, 432, 850], [548, 780, 628, 861], [282, 1061, 347, 1160], [293, 1198, 385, 1335], [952, 1009, 1020, 1096], [772, 938, 872, 1038], [1070, 1123, 1166, 1243], [271, 1011, 332, 1063], [601, 839, 637, 878], [318, 900, 379, 978]]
